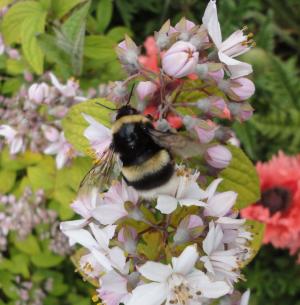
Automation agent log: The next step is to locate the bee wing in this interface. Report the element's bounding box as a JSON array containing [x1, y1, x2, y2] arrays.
[[79, 149, 119, 192], [148, 129, 208, 159]]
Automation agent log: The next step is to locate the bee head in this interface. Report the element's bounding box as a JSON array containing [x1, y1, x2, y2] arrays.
[[115, 105, 139, 120]]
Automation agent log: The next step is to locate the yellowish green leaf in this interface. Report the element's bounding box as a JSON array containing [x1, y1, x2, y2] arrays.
[[219, 145, 260, 210]]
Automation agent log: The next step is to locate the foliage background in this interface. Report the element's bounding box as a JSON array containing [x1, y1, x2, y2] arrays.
[[0, 0, 299, 305]]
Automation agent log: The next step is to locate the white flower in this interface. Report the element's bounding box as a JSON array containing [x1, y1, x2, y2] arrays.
[[98, 270, 133, 305], [71, 188, 103, 220], [79, 253, 105, 279], [62, 223, 126, 272], [92, 180, 139, 225], [49, 73, 80, 98], [156, 172, 206, 214], [44, 132, 76, 169], [200, 222, 240, 287], [203, 189, 238, 218], [0, 125, 24, 154], [82, 113, 112, 158], [128, 245, 230, 305], [202, 0, 253, 79]]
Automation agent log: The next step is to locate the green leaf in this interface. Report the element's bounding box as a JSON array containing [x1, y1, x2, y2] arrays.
[[62, 98, 113, 153], [107, 26, 133, 42], [54, 186, 76, 220], [0, 169, 16, 193], [2, 1, 45, 44], [31, 253, 64, 268], [21, 13, 47, 74], [0, 254, 30, 278], [2, 78, 22, 94], [6, 59, 26, 75], [14, 234, 41, 255], [84, 35, 116, 61], [1, 149, 43, 170], [218, 145, 260, 210], [27, 157, 56, 192], [96, 0, 113, 32], [37, 34, 71, 78], [137, 231, 163, 260], [0, 271, 18, 299], [55, 1, 91, 75], [51, 0, 87, 19], [241, 220, 265, 267]]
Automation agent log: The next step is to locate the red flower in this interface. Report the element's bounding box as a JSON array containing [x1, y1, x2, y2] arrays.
[[139, 36, 160, 72], [241, 151, 300, 258]]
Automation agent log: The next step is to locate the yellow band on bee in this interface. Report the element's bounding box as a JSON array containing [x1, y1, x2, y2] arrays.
[[112, 115, 150, 133], [122, 150, 171, 181]]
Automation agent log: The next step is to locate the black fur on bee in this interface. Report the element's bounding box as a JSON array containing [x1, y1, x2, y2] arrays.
[[111, 107, 174, 191]]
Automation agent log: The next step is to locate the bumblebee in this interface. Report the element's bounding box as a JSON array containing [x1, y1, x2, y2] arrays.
[[80, 104, 206, 197]]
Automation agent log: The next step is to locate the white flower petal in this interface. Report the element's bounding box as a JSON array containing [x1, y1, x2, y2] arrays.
[[205, 191, 237, 217], [138, 262, 172, 282], [202, 0, 222, 47], [156, 195, 178, 214], [90, 248, 113, 271], [127, 282, 167, 305], [218, 52, 252, 79], [109, 246, 127, 272], [56, 151, 68, 169], [187, 270, 230, 298], [10, 137, 23, 154], [62, 228, 98, 249], [60, 219, 87, 232], [203, 178, 223, 199], [240, 289, 251, 305], [172, 244, 198, 275], [92, 204, 127, 225]]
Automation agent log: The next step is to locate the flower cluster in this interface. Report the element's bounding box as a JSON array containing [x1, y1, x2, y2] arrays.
[[241, 151, 300, 262], [98, 1, 256, 171], [0, 73, 86, 168], [0, 187, 71, 256], [61, 172, 252, 305], [60, 1, 257, 304]]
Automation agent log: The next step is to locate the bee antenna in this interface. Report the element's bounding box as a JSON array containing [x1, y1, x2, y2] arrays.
[[95, 102, 117, 111], [126, 84, 136, 106]]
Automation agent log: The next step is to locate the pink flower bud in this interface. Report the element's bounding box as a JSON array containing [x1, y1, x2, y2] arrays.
[[228, 102, 253, 122], [194, 124, 217, 143], [28, 83, 50, 104], [136, 81, 157, 100], [205, 145, 232, 169], [162, 41, 199, 78], [219, 77, 255, 102], [116, 35, 140, 74]]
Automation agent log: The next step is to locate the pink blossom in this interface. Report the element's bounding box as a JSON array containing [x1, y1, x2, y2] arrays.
[[219, 78, 255, 102], [92, 180, 139, 225], [82, 113, 112, 157], [44, 132, 76, 169], [136, 81, 157, 101], [0, 125, 24, 154], [28, 83, 50, 104], [49, 73, 80, 98], [205, 145, 232, 169], [162, 41, 199, 78]]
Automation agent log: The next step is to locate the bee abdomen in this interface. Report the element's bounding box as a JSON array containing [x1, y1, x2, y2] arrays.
[[122, 149, 174, 191]]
